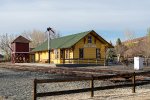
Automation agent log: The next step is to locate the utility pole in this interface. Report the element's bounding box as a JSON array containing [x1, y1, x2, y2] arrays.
[[46, 27, 55, 64], [47, 27, 52, 64]]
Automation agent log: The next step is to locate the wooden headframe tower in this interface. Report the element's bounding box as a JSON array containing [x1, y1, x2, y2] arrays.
[[11, 36, 30, 63]]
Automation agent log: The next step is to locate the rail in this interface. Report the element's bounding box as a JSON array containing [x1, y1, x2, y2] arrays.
[[33, 70, 150, 100], [61, 58, 105, 65]]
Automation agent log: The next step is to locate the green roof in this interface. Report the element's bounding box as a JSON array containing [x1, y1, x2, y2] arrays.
[[32, 30, 92, 52]]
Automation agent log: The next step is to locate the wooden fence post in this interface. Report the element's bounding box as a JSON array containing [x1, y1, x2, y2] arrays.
[[33, 79, 37, 100], [132, 72, 136, 93], [90, 75, 94, 97]]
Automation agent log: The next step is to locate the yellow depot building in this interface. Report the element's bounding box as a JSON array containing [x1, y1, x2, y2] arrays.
[[32, 30, 113, 64]]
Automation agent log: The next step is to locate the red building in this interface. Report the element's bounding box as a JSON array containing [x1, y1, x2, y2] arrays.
[[11, 36, 30, 63]]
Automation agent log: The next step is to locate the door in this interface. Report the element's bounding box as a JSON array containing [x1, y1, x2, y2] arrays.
[[79, 48, 84, 59]]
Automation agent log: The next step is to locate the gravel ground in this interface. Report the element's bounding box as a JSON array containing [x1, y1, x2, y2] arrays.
[[0, 67, 115, 100], [0, 68, 69, 100], [40, 88, 150, 100], [37, 81, 150, 100], [0, 67, 150, 100]]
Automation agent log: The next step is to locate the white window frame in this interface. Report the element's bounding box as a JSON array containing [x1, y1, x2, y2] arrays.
[[54, 49, 59, 59], [65, 49, 69, 59]]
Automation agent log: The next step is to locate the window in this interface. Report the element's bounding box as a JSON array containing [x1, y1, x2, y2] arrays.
[[54, 49, 59, 59], [38, 53, 40, 61], [66, 49, 69, 59], [60, 49, 64, 59], [79, 48, 84, 59], [96, 48, 101, 58], [88, 36, 92, 43]]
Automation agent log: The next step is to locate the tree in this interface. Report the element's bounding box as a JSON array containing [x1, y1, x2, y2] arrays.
[[22, 29, 61, 48], [109, 41, 112, 45], [0, 33, 15, 60], [22, 30, 47, 48], [135, 29, 150, 66], [141, 28, 150, 66], [116, 38, 121, 45], [123, 30, 140, 58], [115, 38, 127, 62], [106, 48, 117, 63], [124, 40, 144, 58]]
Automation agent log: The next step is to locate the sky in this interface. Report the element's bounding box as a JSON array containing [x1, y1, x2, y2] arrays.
[[0, 0, 150, 44]]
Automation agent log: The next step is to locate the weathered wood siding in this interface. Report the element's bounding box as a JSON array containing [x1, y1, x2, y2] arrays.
[[15, 43, 29, 52]]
